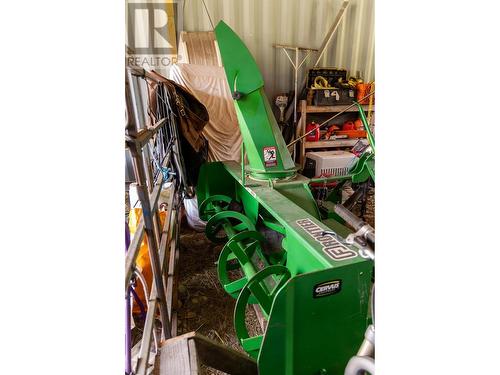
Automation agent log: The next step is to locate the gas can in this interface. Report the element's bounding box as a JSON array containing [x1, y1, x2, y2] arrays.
[[306, 122, 320, 142], [342, 121, 356, 131]]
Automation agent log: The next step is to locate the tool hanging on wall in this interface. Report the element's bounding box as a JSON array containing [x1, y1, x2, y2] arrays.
[[273, 44, 317, 125], [274, 93, 289, 130], [283, 0, 351, 124], [273, 44, 318, 146]]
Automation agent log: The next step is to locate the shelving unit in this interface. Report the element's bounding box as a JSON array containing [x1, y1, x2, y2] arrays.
[[297, 99, 374, 167], [304, 139, 361, 149], [298, 103, 374, 113]]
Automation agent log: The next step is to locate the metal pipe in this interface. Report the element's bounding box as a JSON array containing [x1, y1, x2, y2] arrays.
[[125, 223, 132, 375], [314, 0, 351, 68], [200, 0, 214, 29], [127, 69, 146, 132], [344, 356, 375, 375], [129, 138, 172, 341], [357, 339, 374, 358], [356, 324, 375, 357], [133, 270, 150, 313], [130, 286, 147, 319], [334, 204, 365, 230], [135, 185, 178, 375], [294, 47, 299, 124], [309, 174, 354, 184], [284, 0, 351, 123], [343, 186, 364, 210], [127, 66, 175, 84], [333, 204, 375, 244], [132, 268, 159, 355], [371, 284, 375, 325], [135, 289, 158, 374]]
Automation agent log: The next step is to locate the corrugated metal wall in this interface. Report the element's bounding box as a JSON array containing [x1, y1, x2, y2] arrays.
[[182, 0, 374, 97]]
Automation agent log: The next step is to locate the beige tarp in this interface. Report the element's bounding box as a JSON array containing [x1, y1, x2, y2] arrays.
[[169, 63, 242, 162]]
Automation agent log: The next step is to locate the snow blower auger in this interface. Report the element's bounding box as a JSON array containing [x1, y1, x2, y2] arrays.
[[197, 21, 375, 375]]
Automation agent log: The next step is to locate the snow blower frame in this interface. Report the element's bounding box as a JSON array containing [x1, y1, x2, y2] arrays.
[[197, 21, 375, 375]]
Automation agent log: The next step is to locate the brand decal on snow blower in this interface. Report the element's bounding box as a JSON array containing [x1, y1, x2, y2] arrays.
[[296, 218, 357, 261], [313, 280, 342, 298]]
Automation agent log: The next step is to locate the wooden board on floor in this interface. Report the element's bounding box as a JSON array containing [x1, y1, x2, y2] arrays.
[[158, 337, 194, 375], [157, 332, 258, 375]]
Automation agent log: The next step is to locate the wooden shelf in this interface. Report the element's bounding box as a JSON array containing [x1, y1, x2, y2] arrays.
[[305, 139, 366, 149], [296, 99, 374, 168], [298, 104, 373, 113]]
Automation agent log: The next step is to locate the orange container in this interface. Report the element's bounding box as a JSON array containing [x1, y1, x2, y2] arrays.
[[356, 83, 374, 104], [335, 130, 367, 138], [354, 118, 364, 130], [342, 121, 356, 131]]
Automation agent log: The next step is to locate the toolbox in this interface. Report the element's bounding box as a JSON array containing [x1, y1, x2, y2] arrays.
[[312, 87, 356, 105], [307, 67, 347, 88]]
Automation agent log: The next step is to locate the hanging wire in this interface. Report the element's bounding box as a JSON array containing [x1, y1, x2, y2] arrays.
[[142, 76, 191, 197], [143, 79, 179, 184], [200, 0, 215, 30]]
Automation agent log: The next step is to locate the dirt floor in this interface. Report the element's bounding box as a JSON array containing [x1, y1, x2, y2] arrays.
[[176, 225, 262, 374], [175, 186, 374, 374]]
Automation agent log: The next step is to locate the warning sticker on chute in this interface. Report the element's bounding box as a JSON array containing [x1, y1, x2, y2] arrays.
[[263, 146, 277, 167]]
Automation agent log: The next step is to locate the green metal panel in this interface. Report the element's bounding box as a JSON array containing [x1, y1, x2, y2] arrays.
[[215, 21, 296, 179], [220, 161, 366, 268], [274, 183, 321, 220], [197, 162, 236, 216], [214, 21, 264, 96], [236, 183, 260, 224], [258, 265, 372, 375]]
